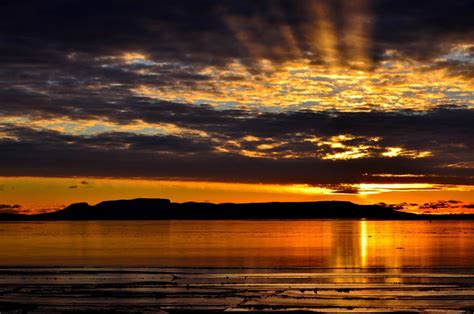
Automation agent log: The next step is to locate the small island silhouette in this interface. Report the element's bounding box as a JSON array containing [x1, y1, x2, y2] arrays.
[[1, 199, 473, 220]]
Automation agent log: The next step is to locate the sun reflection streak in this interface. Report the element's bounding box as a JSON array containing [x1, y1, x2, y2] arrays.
[[359, 220, 368, 268]]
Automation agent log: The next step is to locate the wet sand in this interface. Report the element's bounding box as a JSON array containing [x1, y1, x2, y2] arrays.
[[0, 267, 473, 312]]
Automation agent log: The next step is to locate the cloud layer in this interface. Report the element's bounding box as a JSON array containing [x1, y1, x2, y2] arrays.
[[0, 106, 472, 186], [0, 0, 472, 190]]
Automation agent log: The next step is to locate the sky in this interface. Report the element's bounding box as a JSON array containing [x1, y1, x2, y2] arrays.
[[0, 0, 473, 214]]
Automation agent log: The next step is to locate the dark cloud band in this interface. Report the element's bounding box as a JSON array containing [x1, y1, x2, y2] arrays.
[[0, 106, 472, 185]]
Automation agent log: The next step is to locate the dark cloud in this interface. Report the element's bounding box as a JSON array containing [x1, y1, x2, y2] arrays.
[[0, 106, 472, 185], [0, 204, 22, 214], [0, 204, 21, 209], [418, 200, 474, 212], [324, 185, 360, 194], [372, 0, 474, 60], [0, 1, 472, 70], [389, 200, 474, 213]]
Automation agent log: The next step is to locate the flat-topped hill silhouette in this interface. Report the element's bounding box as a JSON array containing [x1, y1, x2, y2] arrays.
[[1, 198, 473, 220]]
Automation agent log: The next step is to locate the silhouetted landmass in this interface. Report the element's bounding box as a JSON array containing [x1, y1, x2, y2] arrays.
[[1, 199, 473, 221]]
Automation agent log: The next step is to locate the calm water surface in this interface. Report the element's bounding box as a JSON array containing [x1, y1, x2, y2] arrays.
[[0, 220, 472, 268]]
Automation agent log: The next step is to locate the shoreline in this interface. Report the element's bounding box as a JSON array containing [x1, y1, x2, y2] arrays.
[[0, 266, 473, 312]]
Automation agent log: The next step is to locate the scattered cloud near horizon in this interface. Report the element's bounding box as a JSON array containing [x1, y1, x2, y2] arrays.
[[0, 204, 22, 214], [0, 177, 473, 215], [1, 197, 474, 216]]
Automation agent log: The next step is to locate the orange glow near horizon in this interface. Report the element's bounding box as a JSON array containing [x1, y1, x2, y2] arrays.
[[0, 176, 472, 215]]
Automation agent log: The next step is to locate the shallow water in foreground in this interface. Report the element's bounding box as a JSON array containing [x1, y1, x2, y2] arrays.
[[0, 267, 473, 312], [0, 220, 473, 312], [0, 220, 472, 268]]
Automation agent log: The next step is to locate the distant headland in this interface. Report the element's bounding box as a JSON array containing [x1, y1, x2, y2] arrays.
[[1, 199, 473, 221]]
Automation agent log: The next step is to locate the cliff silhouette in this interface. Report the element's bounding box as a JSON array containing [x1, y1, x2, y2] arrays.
[[1, 198, 473, 220]]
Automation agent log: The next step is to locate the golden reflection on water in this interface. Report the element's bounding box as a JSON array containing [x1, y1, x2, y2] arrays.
[[0, 220, 472, 268], [360, 220, 368, 268]]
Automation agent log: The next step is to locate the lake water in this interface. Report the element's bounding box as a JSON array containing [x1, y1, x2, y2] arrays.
[[0, 220, 473, 268], [1, 220, 474, 311]]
